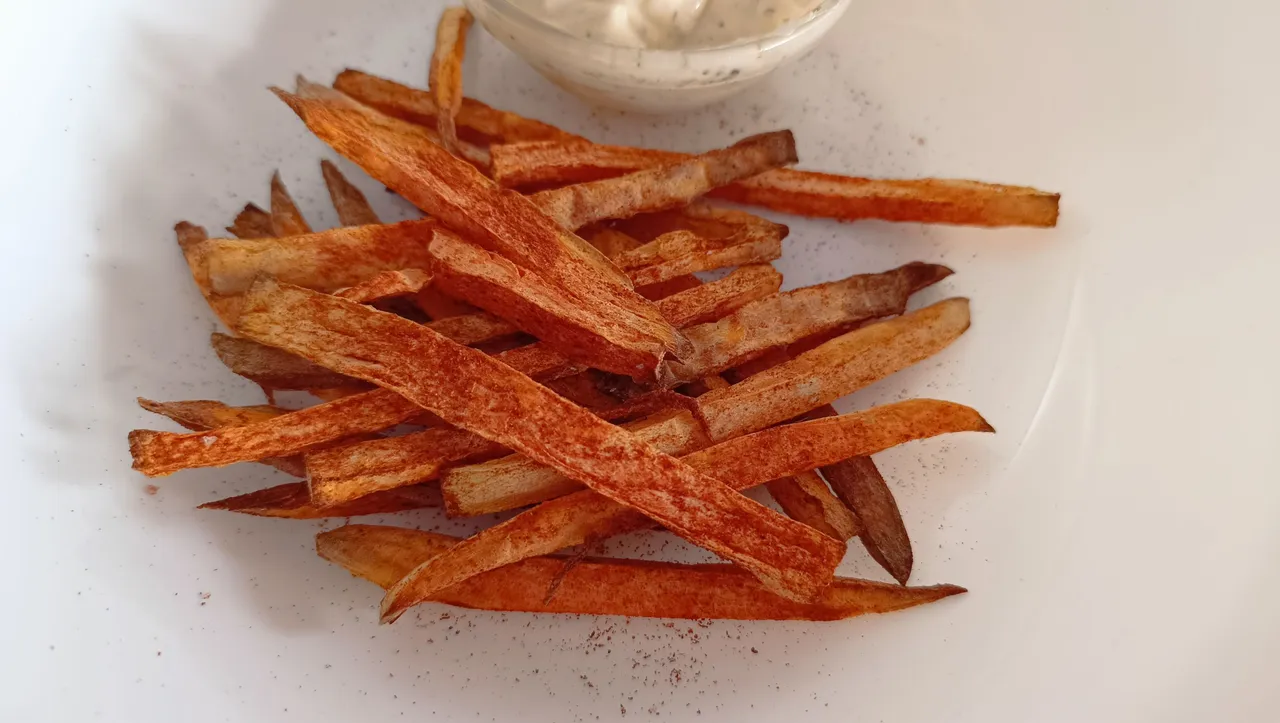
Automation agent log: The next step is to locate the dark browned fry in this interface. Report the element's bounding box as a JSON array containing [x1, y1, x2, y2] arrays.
[[274, 79, 688, 378], [428, 7, 473, 154], [201, 483, 440, 519], [529, 131, 797, 230], [767, 472, 861, 541], [333, 69, 580, 144], [414, 285, 479, 319], [490, 140, 1060, 227], [269, 171, 312, 236], [319, 525, 965, 620], [544, 372, 622, 411], [823, 455, 914, 585], [233, 279, 844, 612], [226, 203, 274, 239], [413, 399, 991, 611], [320, 159, 381, 226]]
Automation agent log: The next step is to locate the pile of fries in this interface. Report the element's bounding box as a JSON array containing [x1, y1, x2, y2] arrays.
[[130, 8, 1058, 625]]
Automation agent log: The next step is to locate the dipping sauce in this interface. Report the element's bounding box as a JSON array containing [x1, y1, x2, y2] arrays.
[[510, 0, 826, 49]]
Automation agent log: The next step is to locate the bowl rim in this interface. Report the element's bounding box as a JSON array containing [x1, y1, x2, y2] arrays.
[[464, 0, 850, 56]]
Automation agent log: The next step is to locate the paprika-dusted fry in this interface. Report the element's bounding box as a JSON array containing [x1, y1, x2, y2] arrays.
[[529, 131, 797, 230], [269, 171, 312, 236], [620, 229, 784, 288], [491, 140, 1059, 227], [226, 203, 274, 239], [319, 525, 965, 621], [333, 68, 579, 144], [232, 279, 845, 611], [823, 455, 914, 585], [403, 399, 991, 611], [334, 269, 432, 303], [428, 7, 473, 154], [320, 159, 380, 226], [767, 471, 861, 541], [137, 397, 306, 477], [211, 332, 361, 391], [201, 483, 439, 519]]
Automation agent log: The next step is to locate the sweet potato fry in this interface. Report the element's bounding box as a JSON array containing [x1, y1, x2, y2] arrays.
[[275, 79, 688, 378], [406, 399, 991, 610], [422, 311, 519, 346], [211, 332, 361, 391], [491, 140, 1060, 227], [319, 525, 965, 621], [226, 203, 274, 239], [333, 69, 579, 144], [334, 269, 432, 303], [767, 471, 861, 541], [443, 298, 971, 516], [201, 483, 439, 519], [414, 285, 479, 319], [428, 7, 473, 154], [233, 279, 844, 611], [822, 456, 914, 585], [176, 222, 242, 327], [651, 264, 782, 327], [666, 262, 953, 383], [137, 397, 307, 477], [320, 159, 380, 226], [530, 131, 797, 230], [307, 428, 505, 507], [269, 171, 312, 236]]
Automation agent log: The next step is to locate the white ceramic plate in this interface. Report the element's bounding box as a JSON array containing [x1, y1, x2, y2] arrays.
[[2, 1, 1277, 720]]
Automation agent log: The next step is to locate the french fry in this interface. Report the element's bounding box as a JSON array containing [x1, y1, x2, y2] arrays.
[[650, 264, 782, 327], [176, 222, 242, 327], [491, 140, 1060, 227], [666, 262, 953, 383], [620, 229, 783, 289], [422, 311, 519, 346], [137, 397, 307, 477], [226, 203, 274, 239], [399, 399, 991, 612], [334, 269, 432, 303], [333, 68, 580, 144], [269, 171, 312, 236], [320, 159, 380, 226], [767, 472, 861, 541], [275, 78, 690, 376], [543, 371, 622, 411], [530, 131, 797, 230], [211, 332, 362, 391], [319, 525, 966, 621], [233, 279, 845, 610], [822, 455, 914, 585], [428, 7, 473, 154], [414, 285, 479, 319], [201, 483, 439, 519], [442, 299, 971, 516]]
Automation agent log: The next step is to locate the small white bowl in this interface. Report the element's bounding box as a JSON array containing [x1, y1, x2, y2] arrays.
[[465, 0, 853, 114]]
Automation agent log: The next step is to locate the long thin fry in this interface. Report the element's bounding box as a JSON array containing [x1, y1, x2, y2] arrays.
[[399, 399, 991, 612], [233, 279, 844, 611], [333, 69, 579, 144], [319, 525, 965, 621], [441, 296, 968, 518], [176, 222, 241, 327], [491, 140, 1060, 227], [823, 456, 914, 585], [767, 471, 861, 541], [428, 7, 473, 154], [201, 483, 439, 519], [320, 159, 380, 226], [269, 171, 312, 236], [621, 229, 784, 288], [650, 264, 782, 327], [530, 131, 796, 230], [211, 332, 361, 391], [137, 398, 306, 477], [226, 203, 273, 238], [334, 269, 432, 303], [274, 79, 688, 377]]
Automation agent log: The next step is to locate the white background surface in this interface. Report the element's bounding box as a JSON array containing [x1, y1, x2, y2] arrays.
[[2, 0, 1277, 721]]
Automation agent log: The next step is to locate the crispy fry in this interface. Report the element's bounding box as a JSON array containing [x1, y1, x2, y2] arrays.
[[176, 222, 242, 327], [652, 264, 782, 328], [530, 131, 797, 230], [414, 399, 991, 608], [428, 7, 473, 154], [700, 298, 972, 440], [211, 332, 361, 391], [667, 262, 953, 383], [275, 79, 689, 377], [233, 279, 844, 611], [334, 269, 432, 303], [201, 483, 439, 518], [491, 140, 1060, 227], [443, 299, 971, 516], [823, 455, 914, 585], [333, 69, 579, 144], [422, 311, 519, 346], [627, 230, 783, 288], [307, 427, 504, 507], [269, 171, 312, 236], [226, 203, 274, 238], [766, 471, 861, 541], [320, 159, 380, 226], [319, 525, 965, 621], [137, 397, 307, 477]]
